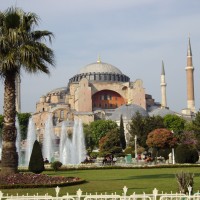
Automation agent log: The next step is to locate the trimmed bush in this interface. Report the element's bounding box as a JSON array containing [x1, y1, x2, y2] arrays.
[[51, 161, 62, 171], [175, 144, 199, 164], [28, 140, 44, 174]]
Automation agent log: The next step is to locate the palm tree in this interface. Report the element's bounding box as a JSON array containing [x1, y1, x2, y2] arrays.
[[0, 7, 55, 175]]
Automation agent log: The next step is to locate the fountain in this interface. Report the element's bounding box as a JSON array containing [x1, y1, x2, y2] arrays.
[[16, 116, 22, 165], [59, 119, 86, 165], [59, 121, 72, 164], [24, 117, 36, 166], [42, 114, 56, 162]]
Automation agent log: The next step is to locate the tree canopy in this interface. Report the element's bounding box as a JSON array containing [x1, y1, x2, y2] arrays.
[[85, 120, 118, 147], [99, 128, 123, 156], [146, 128, 177, 150], [163, 114, 185, 133], [17, 113, 31, 140], [0, 7, 55, 175], [119, 115, 126, 150], [128, 113, 165, 148]]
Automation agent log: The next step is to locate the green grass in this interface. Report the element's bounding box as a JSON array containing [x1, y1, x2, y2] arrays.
[[1, 167, 200, 196]]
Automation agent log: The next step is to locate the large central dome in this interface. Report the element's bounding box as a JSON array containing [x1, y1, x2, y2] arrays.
[[69, 59, 130, 83], [78, 61, 123, 75]]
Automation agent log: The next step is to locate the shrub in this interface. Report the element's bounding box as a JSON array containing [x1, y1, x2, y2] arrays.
[[28, 140, 44, 174], [124, 146, 135, 157], [175, 144, 199, 164], [51, 161, 62, 171], [175, 171, 194, 194], [90, 152, 99, 158]]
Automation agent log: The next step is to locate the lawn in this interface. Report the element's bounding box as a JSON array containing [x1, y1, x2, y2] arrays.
[[1, 167, 200, 196]]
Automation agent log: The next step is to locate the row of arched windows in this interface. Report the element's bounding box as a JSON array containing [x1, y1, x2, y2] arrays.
[[69, 73, 130, 83]]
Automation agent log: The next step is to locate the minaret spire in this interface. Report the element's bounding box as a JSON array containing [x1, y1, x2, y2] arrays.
[[160, 60, 167, 108], [187, 35, 192, 57], [185, 36, 195, 113], [161, 60, 165, 75]]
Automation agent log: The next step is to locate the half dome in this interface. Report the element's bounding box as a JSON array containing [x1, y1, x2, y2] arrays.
[[47, 87, 68, 95], [109, 104, 148, 121], [149, 107, 175, 117]]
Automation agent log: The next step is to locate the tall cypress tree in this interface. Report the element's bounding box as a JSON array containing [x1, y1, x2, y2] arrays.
[[119, 115, 126, 150], [28, 140, 44, 174]]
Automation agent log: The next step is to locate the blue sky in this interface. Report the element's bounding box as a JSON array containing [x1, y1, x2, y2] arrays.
[[1, 0, 200, 114]]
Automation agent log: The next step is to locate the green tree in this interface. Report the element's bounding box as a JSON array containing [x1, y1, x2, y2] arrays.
[[192, 112, 200, 132], [142, 115, 165, 148], [163, 114, 186, 133], [99, 128, 123, 156], [28, 140, 44, 174], [119, 115, 126, 150], [0, 7, 55, 175], [128, 112, 145, 147], [83, 123, 96, 154], [144, 116, 165, 134], [88, 120, 118, 147], [187, 112, 200, 150], [17, 113, 31, 140], [129, 113, 165, 149]]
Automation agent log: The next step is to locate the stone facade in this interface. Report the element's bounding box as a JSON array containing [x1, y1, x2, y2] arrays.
[[32, 60, 159, 140]]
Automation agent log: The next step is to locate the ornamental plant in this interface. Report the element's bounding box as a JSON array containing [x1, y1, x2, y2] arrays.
[[28, 140, 44, 174], [175, 171, 194, 194], [146, 128, 177, 162], [51, 161, 62, 171], [175, 144, 199, 164]]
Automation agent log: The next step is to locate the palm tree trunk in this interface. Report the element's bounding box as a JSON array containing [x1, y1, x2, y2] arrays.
[[1, 71, 18, 175]]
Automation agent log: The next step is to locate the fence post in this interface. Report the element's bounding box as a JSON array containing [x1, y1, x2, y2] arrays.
[[55, 186, 60, 198], [77, 188, 83, 200], [188, 185, 192, 199], [0, 191, 3, 200], [153, 188, 158, 200], [123, 186, 128, 200]]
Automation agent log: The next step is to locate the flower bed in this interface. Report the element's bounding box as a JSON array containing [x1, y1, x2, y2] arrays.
[[0, 173, 85, 189]]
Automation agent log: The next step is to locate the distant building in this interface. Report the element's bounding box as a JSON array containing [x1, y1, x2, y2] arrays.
[[28, 38, 197, 142], [32, 57, 159, 141]]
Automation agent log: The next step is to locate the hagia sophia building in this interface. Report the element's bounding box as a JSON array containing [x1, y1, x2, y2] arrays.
[[15, 37, 196, 143]]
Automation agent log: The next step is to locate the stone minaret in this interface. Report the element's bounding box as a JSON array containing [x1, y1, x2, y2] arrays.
[[15, 73, 21, 113], [186, 37, 195, 112], [160, 60, 167, 108]]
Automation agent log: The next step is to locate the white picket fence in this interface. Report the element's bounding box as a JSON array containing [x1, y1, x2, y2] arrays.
[[0, 186, 200, 200]]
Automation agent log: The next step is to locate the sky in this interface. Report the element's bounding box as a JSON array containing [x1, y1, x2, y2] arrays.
[[0, 0, 200, 114]]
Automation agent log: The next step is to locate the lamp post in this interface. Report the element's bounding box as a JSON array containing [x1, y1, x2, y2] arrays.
[[134, 135, 137, 160], [171, 130, 175, 164], [172, 147, 175, 164]]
